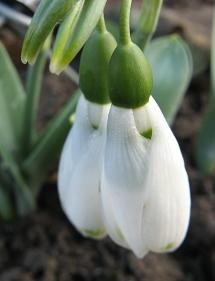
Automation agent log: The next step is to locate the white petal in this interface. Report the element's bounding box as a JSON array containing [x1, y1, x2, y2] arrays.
[[88, 100, 104, 128], [101, 106, 149, 258], [101, 180, 129, 249], [136, 97, 191, 253], [58, 95, 110, 239], [58, 95, 90, 202], [133, 103, 152, 134]]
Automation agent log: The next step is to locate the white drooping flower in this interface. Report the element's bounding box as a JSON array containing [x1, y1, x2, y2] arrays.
[[101, 96, 191, 258], [58, 95, 110, 239]]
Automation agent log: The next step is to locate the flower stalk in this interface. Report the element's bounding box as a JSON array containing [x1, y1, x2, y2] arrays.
[[22, 39, 49, 156], [119, 0, 132, 45], [97, 13, 106, 33]]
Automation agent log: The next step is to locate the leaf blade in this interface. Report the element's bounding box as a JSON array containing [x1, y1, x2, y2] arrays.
[[0, 42, 26, 154], [146, 35, 193, 124], [50, 0, 108, 74]]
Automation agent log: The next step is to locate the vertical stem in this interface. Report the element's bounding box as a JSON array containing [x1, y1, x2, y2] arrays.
[[119, 0, 132, 45], [133, 0, 163, 49], [22, 37, 51, 156], [97, 13, 106, 33], [22, 51, 47, 156]]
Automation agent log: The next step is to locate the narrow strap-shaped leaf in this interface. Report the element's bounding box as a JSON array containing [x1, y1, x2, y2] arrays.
[[0, 42, 26, 155], [146, 35, 193, 124], [21, 0, 75, 64], [0, 143, 35, 217], [133, 0, 163, 49], [50, 0, 84, 70], [50, 0, 107, 74], [196, 104, 215, 175], [195, 8, 215, 175], [23, 90, 81, 194], [0, 184, 14, 220]]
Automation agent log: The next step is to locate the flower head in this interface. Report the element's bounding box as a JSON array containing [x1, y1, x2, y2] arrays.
[[58, 19, 116, 239], [58, 95, 110, 238], [101, 97, 191, 257]]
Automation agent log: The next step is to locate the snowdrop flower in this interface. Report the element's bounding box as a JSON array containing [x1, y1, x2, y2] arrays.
[[58, 20, 116, 239], [100, 35, 191, 258], [58, 95, 110, 238], [101, 96, 191, 258]]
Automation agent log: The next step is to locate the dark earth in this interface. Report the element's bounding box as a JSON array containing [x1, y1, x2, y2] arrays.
[[0, 0, 214, 280]]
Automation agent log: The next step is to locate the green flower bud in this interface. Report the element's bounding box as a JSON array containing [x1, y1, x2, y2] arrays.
[[80, 29, 117, 104], [109, 42, 153, 109]]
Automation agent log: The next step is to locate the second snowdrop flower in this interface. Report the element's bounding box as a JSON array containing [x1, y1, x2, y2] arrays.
[[58, 16, 116, 238], [101, 0, 191, 258]]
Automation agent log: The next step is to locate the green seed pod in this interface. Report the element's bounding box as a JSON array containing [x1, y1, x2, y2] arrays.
[[109, 42, 153, 109], [79, 29, 117, 104]]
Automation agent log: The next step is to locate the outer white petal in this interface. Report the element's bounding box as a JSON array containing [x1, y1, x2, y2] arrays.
[[101, 106, 149, 258], [102, 96, 190, 257], [101, 180, 129, 249], [58, 95, 110, 239], [135, 97, 191, 253]]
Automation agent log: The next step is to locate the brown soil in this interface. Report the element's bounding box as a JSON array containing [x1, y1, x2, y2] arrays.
[[0, 1, 214, 281]]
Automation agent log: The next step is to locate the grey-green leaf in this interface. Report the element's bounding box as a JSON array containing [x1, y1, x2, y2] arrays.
[[0, 42, 26, 155], [195, 8, 215, 175], [50, 0, 108, 74], [0, 142, 35, 217], [0, 186, 14, 220], [196, 103, 215, 175], [146, 35, 193, 124], [21, 0, 75, 64]]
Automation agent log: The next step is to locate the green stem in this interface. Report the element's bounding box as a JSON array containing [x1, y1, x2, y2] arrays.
[[97, 13, 106, 33], [119, 0, 132, 45], [133, 0, 163, 49], [22, 51, 47, 156], [22, 36, 51, 157]]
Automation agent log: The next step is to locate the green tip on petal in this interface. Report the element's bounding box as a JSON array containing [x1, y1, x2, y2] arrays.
[[162, 242, 176, 252], [141, 128, 152, 139], [82, 228, 106, 239], [116, 227, 125, 241], [69, 113, 76, 125]]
